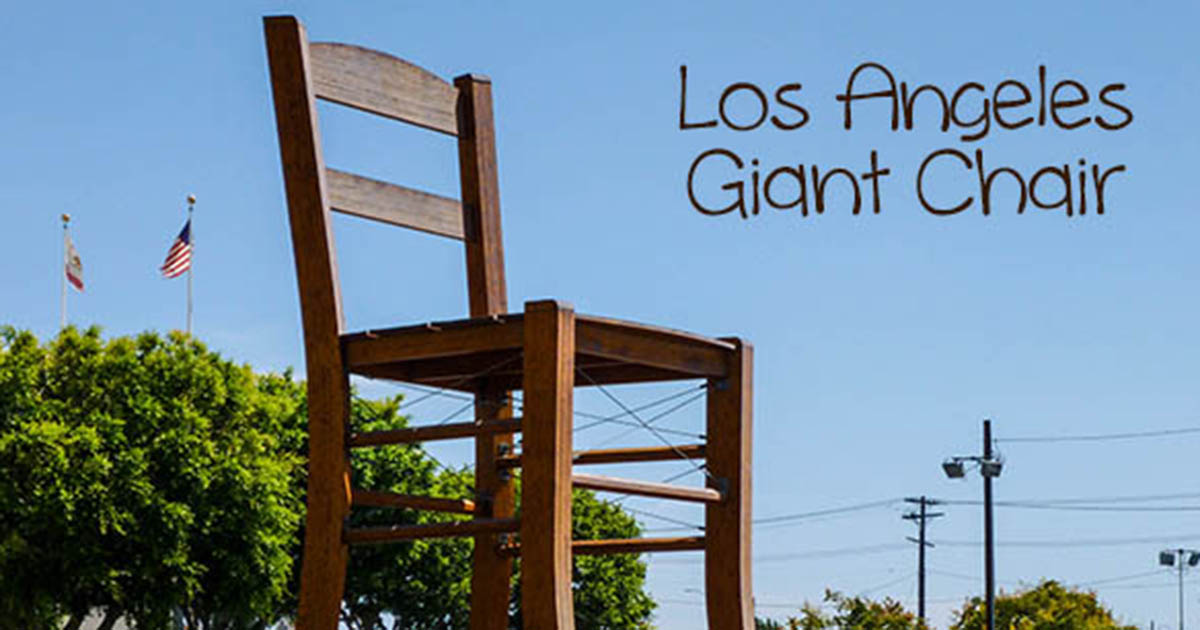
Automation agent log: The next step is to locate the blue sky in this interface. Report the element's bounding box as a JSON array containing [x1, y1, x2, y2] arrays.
[[2, 1, 1199, 628]]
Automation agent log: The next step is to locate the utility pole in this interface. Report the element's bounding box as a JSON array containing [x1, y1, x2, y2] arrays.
[[903, 496, 944, 624], [942, 419, 1003, 630], [983, 419, 996, 630], [1159, 548, 1199, 630]]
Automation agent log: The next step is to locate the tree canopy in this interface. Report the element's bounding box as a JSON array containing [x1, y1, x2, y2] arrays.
[[0, 326, 305, 630], [766, 590, 923, 630], [950, 580, 1136, 630], [758, 580, 1137, 630], [0, 327, 655, 630]]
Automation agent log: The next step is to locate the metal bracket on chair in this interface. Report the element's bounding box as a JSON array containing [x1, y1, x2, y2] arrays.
[[712, 476, 730, 502]]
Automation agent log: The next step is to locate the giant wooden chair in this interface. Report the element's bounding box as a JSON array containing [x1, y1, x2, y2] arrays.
[[264, 15, 753, 630]]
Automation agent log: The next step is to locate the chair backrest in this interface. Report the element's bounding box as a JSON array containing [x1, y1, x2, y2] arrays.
[[264, 16, 508, 353]]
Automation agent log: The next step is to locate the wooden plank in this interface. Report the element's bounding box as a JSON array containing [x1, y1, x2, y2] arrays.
[[520, 300, 576, 630], [573, 473, 722, 504], [309, 42, 459, 135], [469, 384, 516, 630], [456, 74, 509, 318], [496, 444, 706, 469], [706, 338, 754, 630], [497, 536, 706, 558], [573, 444, 706, 465], [263, 16, 350, 630], [454, 72, 515, 630], [342, 317, 523, 369], [350, 351, 520, 392], [351, 489, 476, 514], [576, 316, 731, 378], [326, 168, 464, 240], [571, 363, 697, 388], [345, 517, 518, 545], [353, 354, 688, 392], [348, 418, 520, 447], [572, 536, 706, 556], [458, 79, 513, 628]]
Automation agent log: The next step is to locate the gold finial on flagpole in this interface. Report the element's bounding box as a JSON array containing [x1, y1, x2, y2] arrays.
[[187, 194, 196, 207], [61, 213, 70, 224]]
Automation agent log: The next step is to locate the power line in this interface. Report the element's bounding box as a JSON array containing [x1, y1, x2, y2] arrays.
[[930, 533, 1200, 549], [939, 499, 1200, 513], [996, 426, 1200, 444], [753, 498, 902, 526], [624, 506, 703, 532], [1076, 568, 1173, 587], [1002, 492, 1200, 505], [858, 571, 915, 597], [654, 542, 912, 565], [926, 567, 1022, 587]]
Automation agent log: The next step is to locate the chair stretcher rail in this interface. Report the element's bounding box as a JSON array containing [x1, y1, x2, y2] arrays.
[[344, 517, 519, 545], [496, 444, 706, 469], [572, 473, 723, 503], [497, 536, 706, 557], [349, 417, 521, 447], [351, 489, 476, 514]]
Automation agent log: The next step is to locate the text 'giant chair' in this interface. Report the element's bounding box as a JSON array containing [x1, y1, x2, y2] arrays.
[[264, 15, 753, 630]]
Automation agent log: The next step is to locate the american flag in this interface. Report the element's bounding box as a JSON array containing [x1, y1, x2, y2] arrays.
[[161, 219, 192, 279]]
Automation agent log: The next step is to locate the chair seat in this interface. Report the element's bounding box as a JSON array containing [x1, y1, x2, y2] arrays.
[[342, 311, 735, 391]]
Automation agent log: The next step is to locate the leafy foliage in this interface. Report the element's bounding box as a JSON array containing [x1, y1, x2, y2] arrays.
[[0, 326, 305, 630], [0, 327, 656, 630], [759, 590, 923, 630], [950, 580, 1136, 630]]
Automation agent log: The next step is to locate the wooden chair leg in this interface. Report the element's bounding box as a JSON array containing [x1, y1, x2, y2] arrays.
[[706, 339, 753, 630], [297, 370, 353, 630], [470, 383, 517, 630], [520, 300, 576, 630], [263, 16, 352, 630]]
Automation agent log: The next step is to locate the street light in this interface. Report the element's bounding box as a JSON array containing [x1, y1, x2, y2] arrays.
[[943, 420, 1003, 630], [942, 460, 966, 478], [980, 459, 1003, 478], [1160, 548, 1200, 630]]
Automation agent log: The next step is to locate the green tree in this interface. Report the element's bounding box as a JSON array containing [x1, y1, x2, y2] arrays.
[[0, 327, 657, 630], [0, 326, 306, 630], [950, 580, 1135, 630], [762, 590, 922, 630]]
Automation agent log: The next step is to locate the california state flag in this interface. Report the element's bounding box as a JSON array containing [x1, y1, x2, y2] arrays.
[[65, 234, 83, 292]]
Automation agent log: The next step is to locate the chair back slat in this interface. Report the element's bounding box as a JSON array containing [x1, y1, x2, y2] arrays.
[[326, 168, 465, 240], [310, 42, 459, 135]]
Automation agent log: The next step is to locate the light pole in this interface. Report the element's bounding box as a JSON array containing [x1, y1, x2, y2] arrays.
[[1159, 548, 1200, 630], [943, 419, 1003, 630]]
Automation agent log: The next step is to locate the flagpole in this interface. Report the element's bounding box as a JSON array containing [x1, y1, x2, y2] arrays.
[[186, 194, 195, 336], [60, 214, 69, 329]]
